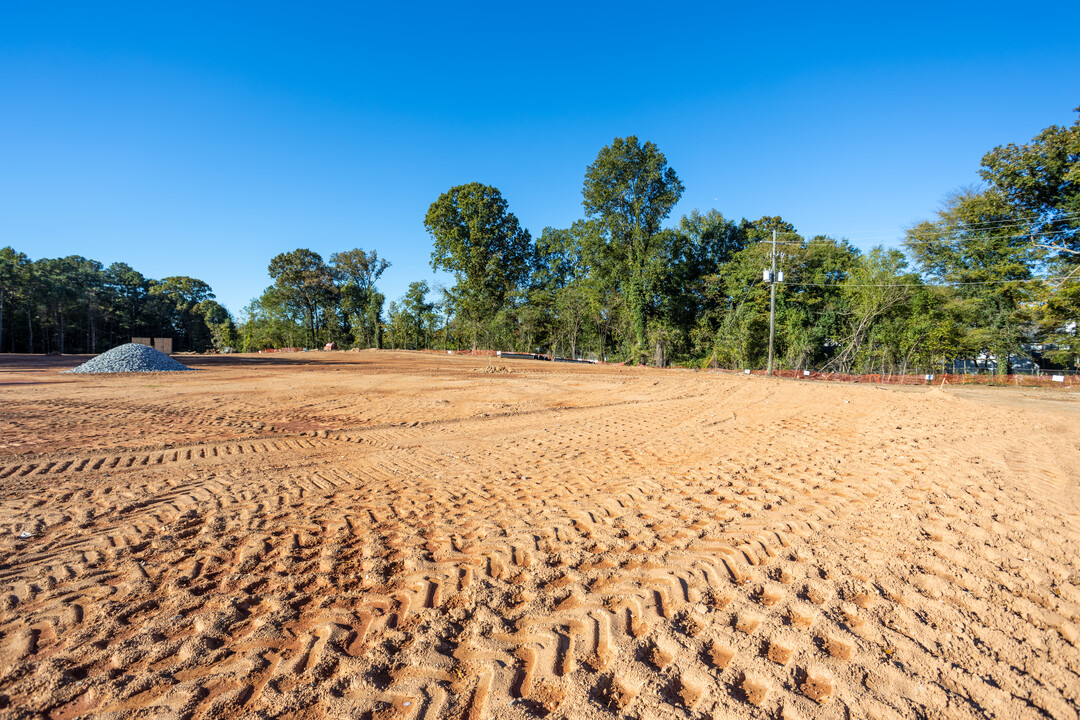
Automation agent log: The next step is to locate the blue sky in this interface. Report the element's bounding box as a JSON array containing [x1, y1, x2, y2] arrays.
[[3, 2, 1079, 316]]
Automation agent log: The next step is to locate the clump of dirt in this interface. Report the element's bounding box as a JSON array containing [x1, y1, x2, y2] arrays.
[[675, 609, 705, 637], [800, 670, 834, 704], [647, 641, 674, 669], [766, 639, 794, 665], [669, 673, 703, 709], [741, 673, 770, 706], [706, 640, 735, 669], [477, 365, 516, 374], [599, 674, 638, 711], [530, 680, 564, 714]]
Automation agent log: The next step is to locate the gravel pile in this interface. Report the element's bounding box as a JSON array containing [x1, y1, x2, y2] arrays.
[[65, 343, 195, 374]]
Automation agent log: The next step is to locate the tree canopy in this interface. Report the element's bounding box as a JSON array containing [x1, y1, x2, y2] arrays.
[[237, 114, 1078, 372], [7, 109, 1078, 373], [425, 182, 533, 348], [268, 249, 337, 348], [0, 248, 233, 354], [330, 249, 390, 349], [979, 107, 1080, 258], [582, 136, 684, 358]]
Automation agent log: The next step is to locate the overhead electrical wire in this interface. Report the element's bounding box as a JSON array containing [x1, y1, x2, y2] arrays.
[[758, 227, 1076, 248], [781, 276, 1076, 289], [746, 233, 1077, 289], [807, 210, 1080, 238], [744, 212, 1080, 249]]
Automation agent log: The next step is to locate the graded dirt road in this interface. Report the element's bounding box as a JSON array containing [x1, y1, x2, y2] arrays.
[[1, 351, 1078, 720]]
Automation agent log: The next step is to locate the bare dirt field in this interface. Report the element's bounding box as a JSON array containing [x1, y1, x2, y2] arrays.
[[1, 350, 1078, 720]]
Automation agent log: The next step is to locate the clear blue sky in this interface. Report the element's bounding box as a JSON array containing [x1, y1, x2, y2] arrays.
[[3, 2, 1079, 317]]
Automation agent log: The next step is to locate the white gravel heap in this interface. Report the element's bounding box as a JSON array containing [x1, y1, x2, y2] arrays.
[[65, 343, 195, 374]]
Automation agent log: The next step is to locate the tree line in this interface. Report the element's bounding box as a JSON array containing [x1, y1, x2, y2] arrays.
[[240, 248, 389, 352], [0, 252, 234, 354], [383, 109, 1076, 373], [5, 109, 1076, 371]]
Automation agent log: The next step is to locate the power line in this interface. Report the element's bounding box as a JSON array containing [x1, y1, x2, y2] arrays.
[[748, 213, 1080, 248], [902, 229, 1075, 245], [917, 210, 1080, 231], [813, 210, 1080, 238], [768, 228, 1076, 243], [782, 275, 1076, 289], [743, 227, 1079, 292], [758, 227, 1075, 248]]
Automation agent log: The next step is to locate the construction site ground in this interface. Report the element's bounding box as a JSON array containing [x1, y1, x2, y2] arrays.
[[1, 350, 1078, 720]]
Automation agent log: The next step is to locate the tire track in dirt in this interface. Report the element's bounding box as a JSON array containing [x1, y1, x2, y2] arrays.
[[1, 361, 1077, 719], [0, 437, 333, 483], [0, 388, 711, 482], [0, 400, 914, 718]]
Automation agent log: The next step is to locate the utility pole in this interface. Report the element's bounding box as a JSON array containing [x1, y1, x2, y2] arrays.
[[767, 229, 777, 376]]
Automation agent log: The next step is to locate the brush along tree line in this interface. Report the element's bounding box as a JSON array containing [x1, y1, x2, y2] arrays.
[[3, 110, 1076, 369]]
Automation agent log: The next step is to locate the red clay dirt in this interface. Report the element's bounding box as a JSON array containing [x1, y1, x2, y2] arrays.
[[0, 350, 1078, 719]]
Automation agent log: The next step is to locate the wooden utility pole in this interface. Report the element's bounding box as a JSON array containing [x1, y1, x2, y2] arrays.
[[768, 229, 777, 376]]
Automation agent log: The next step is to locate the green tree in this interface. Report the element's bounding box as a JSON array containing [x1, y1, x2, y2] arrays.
[[906, 189, 1045, 373], [19, 258, 40, 353], [582, 136, 684, 360], [826, 248, 921, 373], [196, 299, 237, 351], [674, 209, 746, 315], [385, 282, 435, 350], [524, 225, 585, 355], [533, 220, 637, 360], [32, 256, 105, 354], [554, 281, 591, 359], [364, 290, 386, 349], [1039, 277, 1080, 368], [240, 286, 307, 351], [979, 107, 1079, 258], [886, 285, 961, 375], [695, 228, 860, 371], [534, 226, 585, 292], [330, 248, 390, 348], [433, 285, 457, 351], [772, 235, 857, 371], [980, 108, 1080, 368], [702, 243, 770, 369], [425, 183, 532, 349], [150, 276, 217, 351], [401, 280, 434, 349], [268, 249, 337, 348], [384, 300, 405, 349], [0, 247, 236, 354], [511, 288, 553, 354], [103, 262, 150, 345], [639, 211, 748, 365], [0, 247, 29, 352]]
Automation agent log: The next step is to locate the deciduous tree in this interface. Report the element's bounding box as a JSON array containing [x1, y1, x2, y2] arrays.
[[426, 183, 532, 348], [905, 189, 1044, 373], [268, 249, 337, 348], [979, 107, 1079, 257], [330, 249, 389, 348], [582, 136, 684, 360]]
